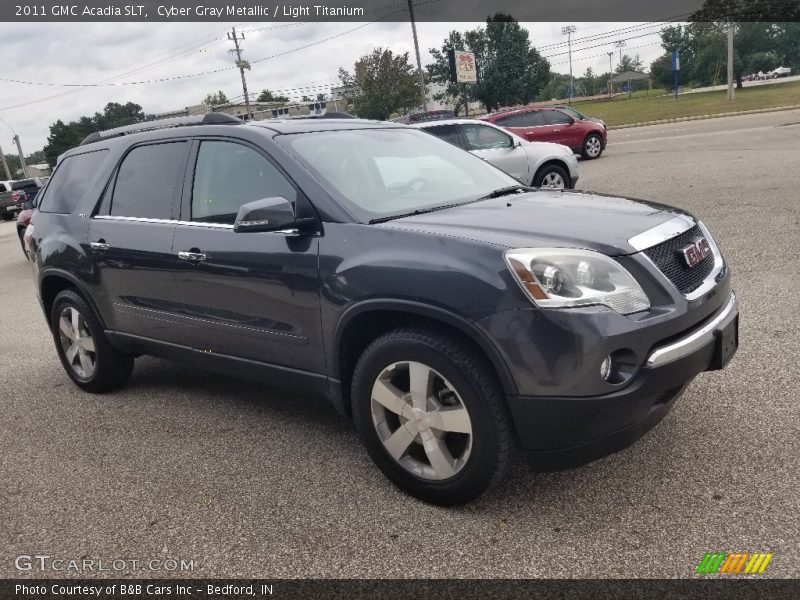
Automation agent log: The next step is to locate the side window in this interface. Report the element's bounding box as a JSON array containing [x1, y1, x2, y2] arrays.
[[497, 112, 544, 127], [544, 110, 573, 125], [462, 124, 512, 150], [423, 125, 463, 149], [39, 150, 109, 214], [111, 142, 188, 220], [191, 141, 297, 224]]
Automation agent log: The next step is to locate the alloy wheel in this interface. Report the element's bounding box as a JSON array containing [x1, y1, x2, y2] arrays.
[[540, 172, 566, 188], [58, 306, 96, 378], [370, 361, 473, 481], [586, 136, 602, 158]]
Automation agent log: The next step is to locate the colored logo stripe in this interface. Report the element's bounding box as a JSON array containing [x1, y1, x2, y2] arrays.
[[696, 552, 774, 574]]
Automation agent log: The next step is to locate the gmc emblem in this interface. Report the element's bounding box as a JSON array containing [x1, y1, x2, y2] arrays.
[[679, 238, 711, 268]]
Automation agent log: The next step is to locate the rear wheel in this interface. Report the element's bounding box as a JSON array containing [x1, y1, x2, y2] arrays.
[[582, 133, 604, 159], [533, 164, 569, 189], [50, 289, 134, 392], [351, 328, 514, 505]]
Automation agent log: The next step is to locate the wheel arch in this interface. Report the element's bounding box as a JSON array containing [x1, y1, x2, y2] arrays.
[[532, 159, 570, 187], [39, 270, 106, 330], [332, 300, 518, 416]]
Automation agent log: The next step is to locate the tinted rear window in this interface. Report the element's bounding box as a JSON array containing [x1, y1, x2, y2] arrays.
[[111, 142, 189, 220], [12, 179, 39, 190], [496, 112, 545, 127], [422, 125, 463, 148], [39, 150, 108, 214]]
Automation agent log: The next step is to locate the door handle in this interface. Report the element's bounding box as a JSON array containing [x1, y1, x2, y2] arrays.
[[178, 251, 207, 261], [90, 241, 109, 251]]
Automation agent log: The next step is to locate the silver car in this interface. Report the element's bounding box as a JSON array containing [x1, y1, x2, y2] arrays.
[[413, 118, 579, 189]]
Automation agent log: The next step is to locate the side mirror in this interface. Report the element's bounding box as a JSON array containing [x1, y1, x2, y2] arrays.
[[513, 138, 523, 147], [233, 197, 299, 233]]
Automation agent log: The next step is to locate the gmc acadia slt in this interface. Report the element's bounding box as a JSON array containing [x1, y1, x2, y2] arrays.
[[25, 114, 738, 505]]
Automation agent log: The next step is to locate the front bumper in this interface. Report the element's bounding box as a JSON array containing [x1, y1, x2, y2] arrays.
[[503, 292, 738, 468]]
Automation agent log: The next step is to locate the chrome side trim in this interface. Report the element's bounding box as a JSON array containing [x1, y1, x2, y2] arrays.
[[176, 220, 234, 229], [628, 214, 695, 252], [646, 293, 737, 368], [93, 215, 177, 224]]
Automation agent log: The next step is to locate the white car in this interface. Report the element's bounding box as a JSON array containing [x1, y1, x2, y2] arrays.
[[413, 119, 579, 189], [771, 66, 791, 78]]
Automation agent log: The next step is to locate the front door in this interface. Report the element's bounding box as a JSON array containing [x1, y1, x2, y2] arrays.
[[171, 139, 323, 374], [460, 123, 529, 183]]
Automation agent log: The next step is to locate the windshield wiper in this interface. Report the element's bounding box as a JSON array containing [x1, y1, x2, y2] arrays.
[[478, 185, 535, 200], [369, 202, 471, 224]]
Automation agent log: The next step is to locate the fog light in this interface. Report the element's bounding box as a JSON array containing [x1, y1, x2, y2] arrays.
[[600, 355, 612, 381]]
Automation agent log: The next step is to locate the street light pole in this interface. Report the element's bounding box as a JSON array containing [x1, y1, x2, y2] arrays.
[[408, 0, 428, 112], [727, 22, 735, 100], [561, 25, 577, 105], [13, 135, 28, 178], [607, 51, 614, 95]]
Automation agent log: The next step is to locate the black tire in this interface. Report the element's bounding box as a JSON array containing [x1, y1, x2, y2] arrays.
[[532, 163, 570, 189], [351, 328, 514, 505], [1, 212, 12, 221], [17, 227, 26, 255], [581, 133, 604, 160], [50, 289, 134, 393]]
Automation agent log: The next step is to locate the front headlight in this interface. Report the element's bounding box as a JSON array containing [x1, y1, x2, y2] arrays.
[[505, 248, 650, 314]]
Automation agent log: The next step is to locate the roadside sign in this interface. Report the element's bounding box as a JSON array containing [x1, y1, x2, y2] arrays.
[[448, 50, 477, 84], [672, 51, 680, 71]]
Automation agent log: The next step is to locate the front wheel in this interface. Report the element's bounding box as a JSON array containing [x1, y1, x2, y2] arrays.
[[581, 133, 604, 159], [50, 289, 134, 393], [351, 328, 514, 505], [533, 164, 570, 189]]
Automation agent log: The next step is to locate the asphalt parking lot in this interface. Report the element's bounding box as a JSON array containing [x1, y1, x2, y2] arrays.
[[1, 109, 798, 579]]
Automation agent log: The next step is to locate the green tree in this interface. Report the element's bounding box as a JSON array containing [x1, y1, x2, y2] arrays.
[[203, 90, 229, 106], [426, 15, 549, 113], [316, 93, 328, 102], [615, 54, 644, 74], [256, 89, 289, 102], [42, 102, 147, 166], [426, 29, 488, 115], [338, 47, 422, 120], [650, 54, 674, 92]]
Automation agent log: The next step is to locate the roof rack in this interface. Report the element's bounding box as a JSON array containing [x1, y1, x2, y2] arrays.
[[80, 112, 242, 146]]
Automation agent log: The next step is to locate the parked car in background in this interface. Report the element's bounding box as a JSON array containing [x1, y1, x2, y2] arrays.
[[28, 113, 738, 504], [482, 107, 608, 159], [413, 118, 579, 189], [552, 105, 607, 130], [392, 110, 455, 124], [1, 177, 46, 220], [770, 66, 792, 78]]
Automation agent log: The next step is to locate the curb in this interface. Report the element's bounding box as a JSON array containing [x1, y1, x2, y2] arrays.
[[607, 104, 800, 130]]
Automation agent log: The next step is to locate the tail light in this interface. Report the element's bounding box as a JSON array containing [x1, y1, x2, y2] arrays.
[[23, 224, 35, 257], [10, 190, 24, 202]]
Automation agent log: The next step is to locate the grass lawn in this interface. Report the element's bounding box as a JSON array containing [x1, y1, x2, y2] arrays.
[[571, 80, 800, 126]]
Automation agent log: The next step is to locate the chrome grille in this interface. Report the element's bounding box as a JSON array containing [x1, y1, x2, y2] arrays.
[[643, 225, 716, 294]]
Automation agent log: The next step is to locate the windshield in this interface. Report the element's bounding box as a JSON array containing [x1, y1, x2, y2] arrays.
[[281, 128, 518, 222], [559, 107, 583, 119]]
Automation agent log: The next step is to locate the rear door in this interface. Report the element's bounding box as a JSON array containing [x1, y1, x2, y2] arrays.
[[89, 141, 189, 342], [460, 123, 529, 182], [171, 138, 323, 374], [495, 111, 556, 143], [419, 124, 466, 150]]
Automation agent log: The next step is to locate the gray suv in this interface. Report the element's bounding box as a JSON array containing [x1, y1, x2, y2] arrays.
[[26, 114, 738, 505]]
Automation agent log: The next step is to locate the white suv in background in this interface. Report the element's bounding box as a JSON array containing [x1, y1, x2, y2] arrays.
[[413, 119, 579, 189]]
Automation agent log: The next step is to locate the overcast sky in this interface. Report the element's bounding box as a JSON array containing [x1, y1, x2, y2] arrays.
[[0, 21, 667, 153]]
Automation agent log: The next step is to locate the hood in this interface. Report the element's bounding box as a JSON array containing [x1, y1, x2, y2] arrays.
[[377, 190, 690, 256]]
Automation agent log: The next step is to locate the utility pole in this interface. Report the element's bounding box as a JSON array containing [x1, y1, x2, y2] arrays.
[[561, 25, 577, 105], [13, 135, 27, 178], [0, 143, 11, 180], [228, 27, 253, 120], [408, 0, 428, 112], [607, 51, 614, 95], [615, 40, 626, 66], [727, 22, 735, 100]]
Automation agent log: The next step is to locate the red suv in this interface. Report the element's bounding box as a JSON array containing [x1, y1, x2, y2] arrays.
[[482, 107, 607, 160]]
